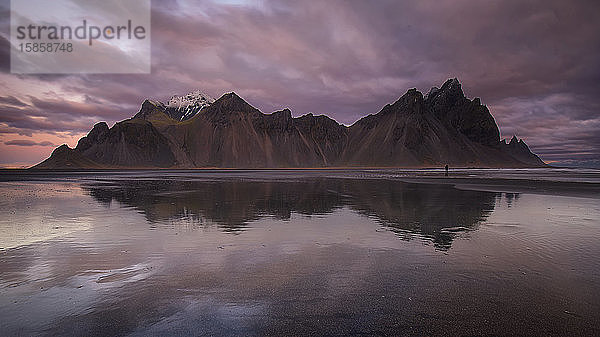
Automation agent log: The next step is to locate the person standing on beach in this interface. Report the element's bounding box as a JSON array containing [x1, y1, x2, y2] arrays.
[[445, 164, 449, 176]]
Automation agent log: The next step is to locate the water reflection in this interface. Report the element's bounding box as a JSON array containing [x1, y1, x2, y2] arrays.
[[83, 178, 499, 249], [504, 192, 521, 207], [2, 174, 599, 336]]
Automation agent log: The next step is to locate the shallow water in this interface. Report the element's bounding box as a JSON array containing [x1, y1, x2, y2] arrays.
[[0, 170, 599, 336]]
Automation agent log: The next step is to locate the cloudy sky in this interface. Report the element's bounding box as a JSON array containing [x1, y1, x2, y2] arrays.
[[0, 0, 599, 167]]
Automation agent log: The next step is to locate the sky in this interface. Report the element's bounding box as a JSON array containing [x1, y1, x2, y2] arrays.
[[0, 0, 599, 168]]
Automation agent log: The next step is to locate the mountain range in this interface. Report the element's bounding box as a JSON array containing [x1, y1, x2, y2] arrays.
[[34, 78, 546, 169]]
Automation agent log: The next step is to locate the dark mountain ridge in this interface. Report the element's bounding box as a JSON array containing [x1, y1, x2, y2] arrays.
[[34, 78, 545, 169]]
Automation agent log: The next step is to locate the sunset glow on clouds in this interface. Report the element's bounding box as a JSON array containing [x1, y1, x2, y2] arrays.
[[0, 0, 599, 167]]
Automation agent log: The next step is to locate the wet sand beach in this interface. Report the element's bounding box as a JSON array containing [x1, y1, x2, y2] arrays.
[[0, 169, 599, 336]]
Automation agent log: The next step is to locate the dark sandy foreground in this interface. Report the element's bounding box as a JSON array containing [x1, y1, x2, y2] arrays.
[[0, 168, 599, 336]]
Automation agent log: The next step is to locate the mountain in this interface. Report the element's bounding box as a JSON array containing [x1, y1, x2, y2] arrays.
[[499, 135, 546, 166], [33, 78, 546, 169], [164, 90, 214, 121]]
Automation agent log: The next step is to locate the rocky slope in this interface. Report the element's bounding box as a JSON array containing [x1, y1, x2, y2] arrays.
[[33, 79, 546, 169]]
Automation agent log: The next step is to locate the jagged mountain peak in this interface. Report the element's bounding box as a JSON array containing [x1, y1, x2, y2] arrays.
[[35, 79, 546, 169], [167, 90, 214, 108], [134, 99, 165, 119], [424, 87, 439, 100], [216, 92, 249, 105], [53, 144, 71, 154], [163, 90, 215, 121], [206, 92, 259, 114], [500, 135, 545, 166], [444, 77, 461, 87], [440, 78, 462, 93], [374, 88, 425, 117], [221, 92, 242, 99], [75, 121, 109, 152], [270, 108, 293, 118], [425, 77, 464, 106], [91, 121, 109, 132], [393, 88, 424, 105]]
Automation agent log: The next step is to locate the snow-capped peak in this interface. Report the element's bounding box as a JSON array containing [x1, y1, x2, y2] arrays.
[[165, 90, 215, 121], [167, 90, 214, 109]]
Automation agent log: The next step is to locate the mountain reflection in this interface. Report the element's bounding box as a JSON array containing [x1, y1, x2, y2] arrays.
[[83, 178, 499, 249]]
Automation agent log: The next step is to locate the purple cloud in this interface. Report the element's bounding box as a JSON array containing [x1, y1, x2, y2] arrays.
[[4, 139, 55, 147], [0, 95, 27, 107], [0, 0, 599, 166]]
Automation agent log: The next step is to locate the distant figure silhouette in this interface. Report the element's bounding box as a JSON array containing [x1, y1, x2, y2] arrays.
[[445, 164, 449, 176]]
